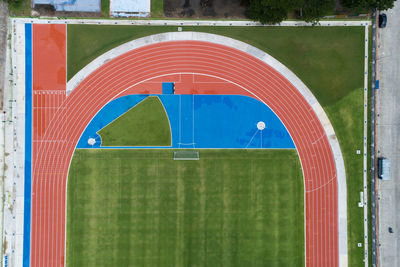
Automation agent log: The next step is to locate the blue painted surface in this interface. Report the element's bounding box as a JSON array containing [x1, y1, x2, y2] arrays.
[[23, 23, 32, 267], [178, 95, 195, 147], [162, 82, 174, 94], [77, 95, 148, 148], [77, 94, 294, 149]]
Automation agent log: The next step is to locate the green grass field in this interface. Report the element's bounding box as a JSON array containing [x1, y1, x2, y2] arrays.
[[151, 0, 164, 18], [67, 149, 304, 266], [101, 0, 109, 17], [67, 25, 367, 265], [8, 0, 31, 16], [98, 96, 171, 146], [67, 26, 363, 106]]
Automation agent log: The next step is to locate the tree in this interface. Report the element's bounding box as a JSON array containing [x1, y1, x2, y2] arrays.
[[374, 0, 396, 10], [246, 0, 290, 24], [340, 0, 397, 10], [247, 0, 335, 25], [302, 0, 335, 23]]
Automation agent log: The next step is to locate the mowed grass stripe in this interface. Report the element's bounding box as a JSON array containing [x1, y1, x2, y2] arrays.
[[66, 149, 304, 267]]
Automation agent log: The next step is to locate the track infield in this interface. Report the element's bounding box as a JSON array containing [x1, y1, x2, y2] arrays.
[[67, 149, 304, 266]]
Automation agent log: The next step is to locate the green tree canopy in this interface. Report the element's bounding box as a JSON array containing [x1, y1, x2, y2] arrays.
[[246, 0, 290, 24], [247, 0, 335, 24], [302, 0, 335, 23], [341, 0, 396, 10]]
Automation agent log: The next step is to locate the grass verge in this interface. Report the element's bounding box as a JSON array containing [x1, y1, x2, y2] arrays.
[[67, 149, 304, 266], [151, 0, 163, 18], [67, 26, 364, 107], [8, 0, 31, 16], [101, 0, 109, 17]]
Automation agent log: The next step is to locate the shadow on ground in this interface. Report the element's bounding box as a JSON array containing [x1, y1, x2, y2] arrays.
[[164, 0, 247, 18]]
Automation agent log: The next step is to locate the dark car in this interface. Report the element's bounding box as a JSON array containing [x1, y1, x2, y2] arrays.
[[389, 227, 393, 233], [379, 13, 387, 28]]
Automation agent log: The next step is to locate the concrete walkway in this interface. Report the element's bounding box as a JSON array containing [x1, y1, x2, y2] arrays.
[[363, 25, 370, 267], [13, 17, 370, 27]]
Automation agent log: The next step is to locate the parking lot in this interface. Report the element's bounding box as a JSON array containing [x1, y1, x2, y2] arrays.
[[376, 2, 400, 266]]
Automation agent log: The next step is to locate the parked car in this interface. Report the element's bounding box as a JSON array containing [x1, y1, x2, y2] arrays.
[[379, 13, 387, 28]]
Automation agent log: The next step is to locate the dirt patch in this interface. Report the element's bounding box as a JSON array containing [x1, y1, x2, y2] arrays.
[[164, 0, 247, 18]]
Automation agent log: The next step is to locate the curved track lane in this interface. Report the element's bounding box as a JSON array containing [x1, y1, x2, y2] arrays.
[[31, 41, 338, 267]]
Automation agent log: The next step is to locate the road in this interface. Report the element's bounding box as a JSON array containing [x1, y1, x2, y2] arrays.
[[376, 2, 400, 266]]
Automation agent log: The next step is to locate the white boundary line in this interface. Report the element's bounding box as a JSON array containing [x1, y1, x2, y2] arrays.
[[363, 25, 369, 267], [7, 18, 373, 267], [95, 96, 174, 147]]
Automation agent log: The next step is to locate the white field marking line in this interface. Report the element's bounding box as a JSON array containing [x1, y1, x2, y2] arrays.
[[77, 147, 296, 150], [192, 94, 194, 146], [96, 96, 174, 148], [14, 27, 360, 260], [69, 42, 290, 107], [36, 45, 334, 264], [179, 94, 181, 148], [57, 65, 304, 180], [31, 24, 42, 267], [363, 25, 369, 267], [306, 174, 336, 193], [157, 96, 173, 147], [62, 65, 330, 264], [54, 63, 310, 258], [65, 24, 67, 96], [68, 42, 322, 161], [69, 42, 308, 106], [245, 129, 259, 149], [57, 91, 67, 266], [94, 96, 148, 137]]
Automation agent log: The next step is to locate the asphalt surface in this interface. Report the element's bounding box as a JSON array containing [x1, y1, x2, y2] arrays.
[[376, 2, 400, 266]]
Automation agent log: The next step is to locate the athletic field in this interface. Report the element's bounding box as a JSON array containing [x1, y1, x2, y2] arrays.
[[67, 149, 304, 266], [22, 22, 367, 267]]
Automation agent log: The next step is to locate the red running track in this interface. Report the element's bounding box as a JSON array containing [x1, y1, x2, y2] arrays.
[[30, 40, 338, 266]]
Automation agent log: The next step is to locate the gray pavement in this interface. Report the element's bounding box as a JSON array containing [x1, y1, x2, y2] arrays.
[[13, 17, 370, 27], [376, 2, 400, 266]]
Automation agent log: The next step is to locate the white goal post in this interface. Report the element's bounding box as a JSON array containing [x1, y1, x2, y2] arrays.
[[173, 151, 199, 160]]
